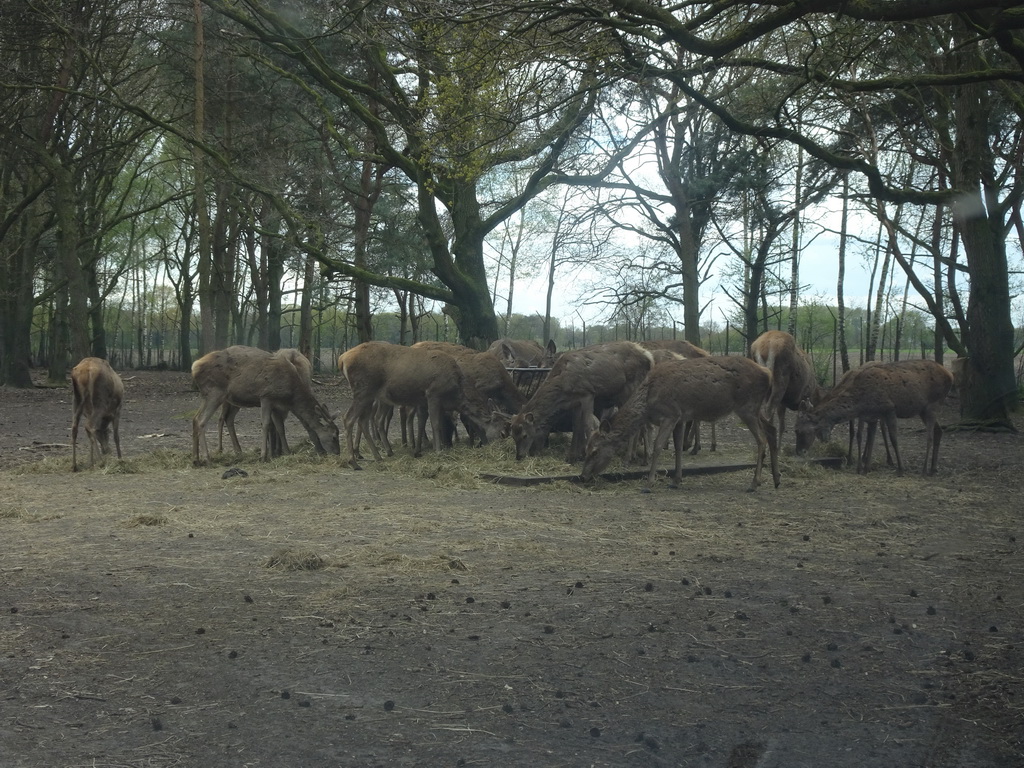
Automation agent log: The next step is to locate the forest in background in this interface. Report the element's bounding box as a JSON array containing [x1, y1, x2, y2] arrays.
[[1, 0, 1021, 426]]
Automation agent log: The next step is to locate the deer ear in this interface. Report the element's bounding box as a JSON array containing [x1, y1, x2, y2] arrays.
[[798, 398, 813, 413], [599, 418, 612, 434], [524, 412, 535, 425]]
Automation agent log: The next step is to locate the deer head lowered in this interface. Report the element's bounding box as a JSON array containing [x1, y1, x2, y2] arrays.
[[191, 345, 339, 465], [749, 330, 823, 451], [794, 359, 953, 475], [507, 341, 655, 463], [339, 342, 507, 469], [581, 355, 780, 492], [71, 357, 124, 472]]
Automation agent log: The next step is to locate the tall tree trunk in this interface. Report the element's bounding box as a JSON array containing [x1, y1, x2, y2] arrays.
[[298, 252, 315, 361], [787, 143, 802, 337], [836, 174, 850, 373], [47, 281, 70, 383], [193, 0, 213, 355], [949, 30, 1016, 426], [211, 185, 236, 350], [677, 212, 703, 347], [352, 152, 384, 344], [265, 222, 284, 352], [0, 206, 40, 387]]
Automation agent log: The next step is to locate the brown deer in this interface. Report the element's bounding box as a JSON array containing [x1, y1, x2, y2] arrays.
[[339, 342, 506, 469], [192, 346, 339, 464], [507, 341, 654, 462], [641, 340, 716, 453], [70, 357, 124, 471], [581, 356, 780, 492], [217, 348, 312, 455], [413, 341, 526, 416], [487, 338, 558, 368], [749, 330, 823, 450], [833, 361, 894, 472], [795, 359, 953, 475]]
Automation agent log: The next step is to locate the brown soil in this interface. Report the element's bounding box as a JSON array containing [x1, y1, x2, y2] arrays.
[[1, 369, 1022, 767]]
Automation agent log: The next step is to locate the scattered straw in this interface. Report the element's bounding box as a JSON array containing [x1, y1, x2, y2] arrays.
[[124, 513, 168, 527], [264, 548, 326, 571]]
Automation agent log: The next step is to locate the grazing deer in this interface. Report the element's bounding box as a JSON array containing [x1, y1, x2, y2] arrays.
[[795, 359, 953, 475], [749, 331, 823, 450], [641, 340, 716, 454], [218, 348, 312, 455], [414, 341, 526, 414], [487, 338, 558, 368], [507, 341, 654, 462], [70, 357, 124, 471], [832, 361, 893, 472], [339, 342, 506, 469], [192, 346, 339, 464], [580, 356, 780, 492]]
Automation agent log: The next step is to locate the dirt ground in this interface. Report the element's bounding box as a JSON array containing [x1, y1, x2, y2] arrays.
[[1, 369, 1022, 767]]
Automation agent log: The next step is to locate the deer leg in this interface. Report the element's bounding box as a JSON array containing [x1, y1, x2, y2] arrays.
[[884, 412, 904, 475], [860, 420, 877, 474], [928, 421, 942, 475], [764, 418, 780, 488], [646, 419, 675, 486], [684, 420, 700, 455], [566, 400, 589, 463], [738, 411, 774, 491], [380, 404, 396, 456], [344, 398, 379, 468], [361, 408, 384, 460], [370, 402, 394, 456], [259, 400, 277, 462], [426, 400, 445, 453], [670, 420, 686, 487], [920, 413, 940, 475], [219, 404, 244, 454], [878, 420, 893, 466], [847, 420, 856, 466], [273, 409, 291, 455], [193, 395, 225, 466], [111, 409, 122, 461], [85, 420, 101, 468], [71, 401, 83, 472]]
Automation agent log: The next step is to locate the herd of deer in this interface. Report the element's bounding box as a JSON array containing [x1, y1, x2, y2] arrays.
[[68, 331, 954, 489]]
